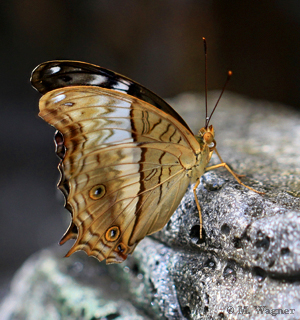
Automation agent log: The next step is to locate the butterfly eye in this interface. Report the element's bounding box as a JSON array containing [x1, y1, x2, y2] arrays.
[[116, 243, 127, 254], [89, 184, 106, 200], [105, 226, 120, 241], [203, 132, 214, 145]]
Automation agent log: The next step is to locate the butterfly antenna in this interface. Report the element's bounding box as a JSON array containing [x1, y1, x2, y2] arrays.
[[206, 70, 232, 128], [203, 37, 209, 129]]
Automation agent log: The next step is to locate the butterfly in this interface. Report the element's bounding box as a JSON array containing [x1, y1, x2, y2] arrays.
[[31, 56, 263, 264]]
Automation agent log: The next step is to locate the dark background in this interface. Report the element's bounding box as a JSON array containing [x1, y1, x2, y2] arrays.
[[1, 0, 300, 295]]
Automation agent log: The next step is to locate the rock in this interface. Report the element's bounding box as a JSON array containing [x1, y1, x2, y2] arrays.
[[1, 92, 299, 319], [0, 248, 151, 320]]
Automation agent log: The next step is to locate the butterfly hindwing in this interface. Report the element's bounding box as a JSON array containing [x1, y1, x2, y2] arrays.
[[39, 86, 200, 263]]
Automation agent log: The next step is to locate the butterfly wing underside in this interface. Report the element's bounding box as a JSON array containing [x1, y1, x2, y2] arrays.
[[39, 86, 200, 264], [31, 60, 192, 131]]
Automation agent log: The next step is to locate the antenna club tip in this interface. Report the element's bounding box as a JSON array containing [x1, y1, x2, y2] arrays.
[[228, 70, 233, 76], [202, 37, 206, 41]]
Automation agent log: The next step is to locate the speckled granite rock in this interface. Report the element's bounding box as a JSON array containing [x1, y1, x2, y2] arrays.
[[1, 92, 299, 320]]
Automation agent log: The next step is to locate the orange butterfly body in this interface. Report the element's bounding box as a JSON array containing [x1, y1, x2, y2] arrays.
[[31, 60, 261, 264]]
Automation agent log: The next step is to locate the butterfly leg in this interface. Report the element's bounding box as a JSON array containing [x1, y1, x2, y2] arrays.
[[193, 178, 203, 238], [213, 149, 246, 178], [205, 147, 264, 195]]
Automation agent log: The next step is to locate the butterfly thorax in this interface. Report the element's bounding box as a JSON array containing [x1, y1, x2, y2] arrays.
[[189, 125, 215, 183]]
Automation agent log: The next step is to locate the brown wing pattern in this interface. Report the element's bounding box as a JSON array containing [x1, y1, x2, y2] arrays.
[[31, 60, 193, 132], [39, 86, 200, 263]]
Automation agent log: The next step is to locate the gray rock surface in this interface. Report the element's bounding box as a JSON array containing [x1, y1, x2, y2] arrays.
[[1, 92, 299, 319]]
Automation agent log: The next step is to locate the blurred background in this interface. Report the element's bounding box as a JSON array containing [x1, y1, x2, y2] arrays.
[[1, 0, 300, 298]]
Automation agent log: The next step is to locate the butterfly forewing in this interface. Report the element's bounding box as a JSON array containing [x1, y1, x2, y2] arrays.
[[39, 85, 201, 264], [32, 60, 192, 132]]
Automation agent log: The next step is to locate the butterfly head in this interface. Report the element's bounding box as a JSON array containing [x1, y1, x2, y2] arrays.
[[197, 124, 216, 151]]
